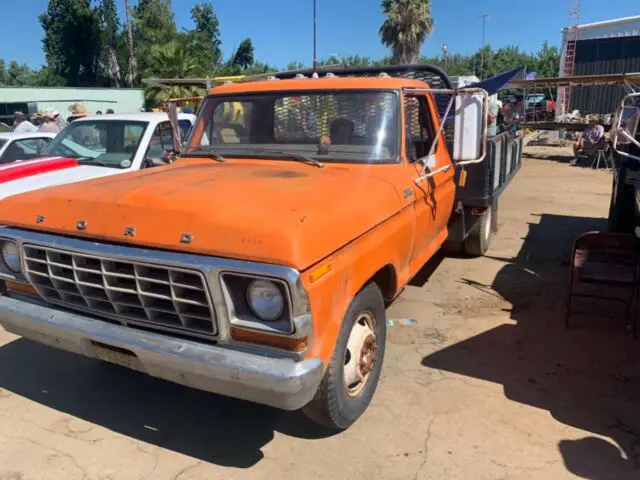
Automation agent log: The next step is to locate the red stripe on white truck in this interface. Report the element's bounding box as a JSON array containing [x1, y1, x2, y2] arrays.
[[0, 157, 78, 184]]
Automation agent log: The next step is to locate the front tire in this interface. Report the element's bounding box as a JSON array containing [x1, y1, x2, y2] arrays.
[[302, 283, 386, 430]]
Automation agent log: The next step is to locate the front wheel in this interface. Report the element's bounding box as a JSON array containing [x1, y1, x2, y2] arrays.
[[302, 283, 386, 430]]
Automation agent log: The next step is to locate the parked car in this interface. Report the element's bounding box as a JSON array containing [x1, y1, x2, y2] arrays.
[[0, 65, 521, 430], [0, 112, 196, 201], [0, 132, 56, 165]]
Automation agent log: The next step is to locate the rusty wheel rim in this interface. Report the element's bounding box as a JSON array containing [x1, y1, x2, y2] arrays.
[[343, 311, 377, 397]]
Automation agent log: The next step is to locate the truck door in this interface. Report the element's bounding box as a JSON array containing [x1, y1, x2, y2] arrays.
[[403, 93, 456, 272]]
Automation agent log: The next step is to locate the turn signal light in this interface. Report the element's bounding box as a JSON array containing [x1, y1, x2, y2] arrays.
[[230, 327, 308, 352], [5, 280, 38, 297]]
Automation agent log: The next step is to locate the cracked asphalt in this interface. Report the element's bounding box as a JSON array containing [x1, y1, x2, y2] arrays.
[[1, 146, 640, 479]]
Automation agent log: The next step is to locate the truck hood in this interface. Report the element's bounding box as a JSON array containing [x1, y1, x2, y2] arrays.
[[0, 164, 121, 201], [0, 159, 403, 270], [0, 157, 78, 184]]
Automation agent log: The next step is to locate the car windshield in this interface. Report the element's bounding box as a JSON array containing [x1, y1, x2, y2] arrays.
[[185, 91, 399, 163], [39, 120, 148, 169]]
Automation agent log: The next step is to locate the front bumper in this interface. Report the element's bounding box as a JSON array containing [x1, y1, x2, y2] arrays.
[[0, 295, 324, 410]]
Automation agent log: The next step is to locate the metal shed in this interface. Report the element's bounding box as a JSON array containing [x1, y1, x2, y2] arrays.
[[559, 15, 640, 115]]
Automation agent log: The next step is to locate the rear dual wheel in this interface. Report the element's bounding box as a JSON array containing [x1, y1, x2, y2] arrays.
[[302, 283, 386, 430], [464, 203, 497, 257]]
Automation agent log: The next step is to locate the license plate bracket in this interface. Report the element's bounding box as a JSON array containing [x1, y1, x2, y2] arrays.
[[90, 341, 145, 373]]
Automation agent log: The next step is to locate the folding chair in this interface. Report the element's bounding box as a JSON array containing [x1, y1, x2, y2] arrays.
[[590, 149, 612, 170], [565, 231, 640, 337]]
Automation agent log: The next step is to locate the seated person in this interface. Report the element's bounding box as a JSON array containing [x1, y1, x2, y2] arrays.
[[571, 119, 605, 166], [321, 117, 355, 145]]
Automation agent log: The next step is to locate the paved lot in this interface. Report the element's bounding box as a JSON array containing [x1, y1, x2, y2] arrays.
[[1, 147, 639, 480]]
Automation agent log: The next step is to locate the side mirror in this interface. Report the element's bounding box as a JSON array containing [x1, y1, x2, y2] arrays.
[[451, 89, 489, 162], [145, 150, 176, 168]]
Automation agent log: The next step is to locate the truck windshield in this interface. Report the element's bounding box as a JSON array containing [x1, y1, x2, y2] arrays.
[[185, 91, 399, 164], [39, 120, 148, 169]]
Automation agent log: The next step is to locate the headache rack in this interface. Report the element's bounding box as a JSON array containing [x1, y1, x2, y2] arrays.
[[263, 64, 453, 89], [149, 64, 457, 118], [258, 64, 454, 121]]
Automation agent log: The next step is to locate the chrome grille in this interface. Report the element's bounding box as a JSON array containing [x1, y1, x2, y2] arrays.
[[23, 244, 216, 339]]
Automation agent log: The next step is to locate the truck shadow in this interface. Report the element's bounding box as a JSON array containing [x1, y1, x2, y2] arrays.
[[0, 337, 335, 468], [422, 213, 640, 478]]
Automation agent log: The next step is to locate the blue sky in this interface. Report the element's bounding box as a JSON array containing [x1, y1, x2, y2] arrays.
[[1, 0, 638, 69]]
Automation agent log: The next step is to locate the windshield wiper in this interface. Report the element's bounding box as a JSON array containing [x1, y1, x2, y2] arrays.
[[253, 149, 324, 168], [181, 149, 225, 162]]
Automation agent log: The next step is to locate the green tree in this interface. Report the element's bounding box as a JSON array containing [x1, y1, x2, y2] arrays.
[[100, 0, 122, 87], [380, 0, 434, 64], [536, 41, 561, 78], [40, 0, 103, 86], [32, 66, 67, 87], [286, 61, 305, 71], [133, 0, 178, 77], [0, 60, 7, 85], [472, 45, 495, 79], [188, 2, 222, 72], [232, 38, 255, 69], [145, 40, 205, 102], [343, 55, 373, 67], [6, 61, 36, 86]]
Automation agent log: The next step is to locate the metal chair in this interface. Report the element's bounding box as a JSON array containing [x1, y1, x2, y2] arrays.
[[565, 231, 640, 337], [590, 149, 612, 170]]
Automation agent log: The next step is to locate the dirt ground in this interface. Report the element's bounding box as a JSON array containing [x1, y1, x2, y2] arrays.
[[1, 146, 639, 480]]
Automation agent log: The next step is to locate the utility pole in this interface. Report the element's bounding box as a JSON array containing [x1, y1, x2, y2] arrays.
[[313, 0, 318, 73], [479, 12, 490, 79], [442, 42, 449, 71]]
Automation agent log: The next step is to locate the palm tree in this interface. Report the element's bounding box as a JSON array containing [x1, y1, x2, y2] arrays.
[[124, 0, 137, 87], [101, 0, 121, 87], [145, 41, 205, 102], [379, 0, 434, 65]]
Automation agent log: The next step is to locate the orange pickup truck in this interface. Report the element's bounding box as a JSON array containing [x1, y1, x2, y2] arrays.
[[0, 65, 506, 429]]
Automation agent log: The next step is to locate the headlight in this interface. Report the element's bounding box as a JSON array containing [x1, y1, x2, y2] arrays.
[[246, 279, 285, 321], [1, 241, 21, 273]]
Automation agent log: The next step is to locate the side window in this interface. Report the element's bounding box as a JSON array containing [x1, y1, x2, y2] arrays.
[[178, 119, 192, 142], [404, 95, 435, 162], [1, 138, 50, 163], [15, 138, 51, 154], [147, 122, 175, 159]]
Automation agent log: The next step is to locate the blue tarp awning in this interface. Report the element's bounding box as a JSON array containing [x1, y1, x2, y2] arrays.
[[464, 67, 525, 95], [436, 67, 525, 122]]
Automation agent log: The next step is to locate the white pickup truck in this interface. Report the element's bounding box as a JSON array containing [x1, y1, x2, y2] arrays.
[[0, 112, 196, 200]]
